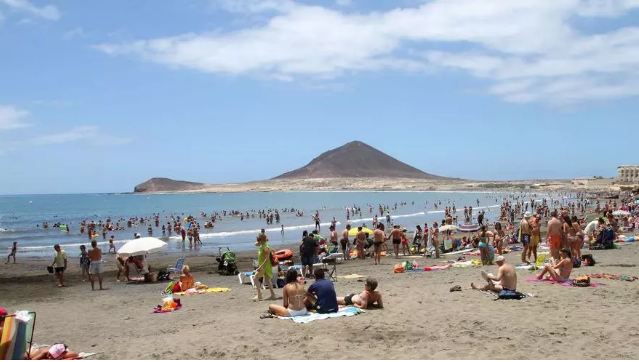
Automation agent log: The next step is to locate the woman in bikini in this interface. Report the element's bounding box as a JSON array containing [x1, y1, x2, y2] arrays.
[[571, 216, 584, 260], [537, 248, 573, 282], [494, 222, 505, 255], [267, 268, 309, 317]]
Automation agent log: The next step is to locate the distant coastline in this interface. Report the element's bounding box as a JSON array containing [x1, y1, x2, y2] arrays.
[[132, 177, 619, 194]]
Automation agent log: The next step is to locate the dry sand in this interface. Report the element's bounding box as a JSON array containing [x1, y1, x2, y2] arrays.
[[1, 240, 638, 359]]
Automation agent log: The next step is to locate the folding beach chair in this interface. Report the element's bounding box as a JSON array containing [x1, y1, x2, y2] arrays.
[[167, 257, 185, 277], [0, 311, 36, 360]]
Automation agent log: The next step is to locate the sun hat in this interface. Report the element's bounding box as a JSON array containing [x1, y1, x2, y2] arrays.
[[495, 255, 506, 263], [48, 344, 67, 359]]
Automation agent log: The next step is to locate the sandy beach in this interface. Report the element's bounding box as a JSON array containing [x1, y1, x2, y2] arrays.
[[2, 238, 638, 360]]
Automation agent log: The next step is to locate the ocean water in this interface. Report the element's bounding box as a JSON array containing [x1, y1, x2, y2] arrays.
[[0, 191, 527, 257]]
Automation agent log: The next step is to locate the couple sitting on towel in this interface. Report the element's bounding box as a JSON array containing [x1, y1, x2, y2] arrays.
[[267, 269, 382, 318]]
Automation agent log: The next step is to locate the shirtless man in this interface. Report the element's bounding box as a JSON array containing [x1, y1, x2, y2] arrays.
[[537, 248, 573, 282], [355, 227, 367, 260], [471, 255, 517, 294], [520, 212, 532, 264], [528, 215, 541, 264], [547, 211, 563, 261], [88, 240, 104, 291], [341, 224, 351, 260], [337, 278, 383, 309], [372, 223, 385, 265], [389, 225, 403, 258], [329, 225, 338, 251]]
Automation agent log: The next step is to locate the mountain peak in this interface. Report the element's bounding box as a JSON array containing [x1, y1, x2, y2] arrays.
[[273, 141, 448, 180]]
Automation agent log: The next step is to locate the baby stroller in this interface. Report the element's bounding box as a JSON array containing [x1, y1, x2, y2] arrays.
[[216, 247, 239, 275]]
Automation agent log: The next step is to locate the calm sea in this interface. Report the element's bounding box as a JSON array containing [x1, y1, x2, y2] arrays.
[[0, 191, 536, 257]]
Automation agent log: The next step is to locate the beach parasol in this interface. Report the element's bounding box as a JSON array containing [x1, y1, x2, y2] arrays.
[[117, 237, 167, 256], [457, 223, 481, 233], [348, 227, 374, 237], [439, 224, 457, 232], [612, 210, 630, 217]]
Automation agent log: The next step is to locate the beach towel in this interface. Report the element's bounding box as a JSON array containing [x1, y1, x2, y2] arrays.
[[173, 287, 231, 296], [153, 305, 182, 314], [586, 273, 637, 282], [525, 276, 599, 288], [338, 274, 367, 280], [278, 307, 364, 324]]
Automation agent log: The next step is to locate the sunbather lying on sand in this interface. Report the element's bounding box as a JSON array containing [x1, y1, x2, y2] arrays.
[[537, 248, 573, 282], [30, 344, 79, 360], [471, 255, 517, 294], [267, 268, 309, 317], [337, 277, 383, 309]]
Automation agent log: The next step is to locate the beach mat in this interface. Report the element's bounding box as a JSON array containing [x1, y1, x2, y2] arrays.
[[173, 287, 231, 296], [526, 276, 599, 288], [278, 307, 364, 324]]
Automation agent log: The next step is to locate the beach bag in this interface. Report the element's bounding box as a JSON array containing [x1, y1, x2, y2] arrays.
[[393, 263, 405, 273], [572, 275, 591, 287], [498, 289, 526, 300]]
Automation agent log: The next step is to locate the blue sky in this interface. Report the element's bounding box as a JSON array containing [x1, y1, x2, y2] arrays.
[[1, 0, 638, 194]]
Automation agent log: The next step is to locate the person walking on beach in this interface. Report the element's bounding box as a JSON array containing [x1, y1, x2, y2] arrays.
[[88, 240, 104, 291], [254, 229, 276, 301], [50, 244, 67, 287], [355, 227, 366, 259], [341, 224, 351, 260], [6, 241, 17, 264], [108, 235, 116, 254]]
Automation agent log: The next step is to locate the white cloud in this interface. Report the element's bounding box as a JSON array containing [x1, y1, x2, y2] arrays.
[[0, 0, 60, 21], [32, 126, 132, 146], [0, 104, 30, 131], [97, 0, 639, 104]]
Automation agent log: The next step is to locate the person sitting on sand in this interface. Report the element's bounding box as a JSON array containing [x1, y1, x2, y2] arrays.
[[337, 277, 383, 309], [124, 255, 148, 281], [471, 255, 517, 294], [537, 248, 573, 282], [306, 269, 338, 314], [173, 265, 208, 292], [267, 268, 309, 317]]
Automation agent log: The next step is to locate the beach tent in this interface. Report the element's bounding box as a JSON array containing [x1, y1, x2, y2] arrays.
[[348, 227, 374, 237], [117, 237, 167, 256]]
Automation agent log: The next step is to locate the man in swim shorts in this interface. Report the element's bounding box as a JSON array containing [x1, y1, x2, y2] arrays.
[[471, 255, 517, 294], [337, 277, 383, 309], [520, 212, 532, 264], [389, 225, 403, 258], [88, 240, 104, 291], [547, 211, 563, 261], [528, 215, 541, 264], [50, 244, 67, 287], [341, 224, 351, 260], [372, 223, 385, 265]]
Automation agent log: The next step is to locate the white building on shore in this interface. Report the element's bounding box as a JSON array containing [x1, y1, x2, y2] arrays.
[[617, 166, 639, 183]]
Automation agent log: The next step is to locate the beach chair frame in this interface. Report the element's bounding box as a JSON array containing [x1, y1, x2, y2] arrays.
[[1, 311, 36, 360]]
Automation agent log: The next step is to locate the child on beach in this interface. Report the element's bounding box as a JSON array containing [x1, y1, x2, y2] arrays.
[[6, 241, 17, 264], [337, 277, 383, 309], [108, 236, 116, 254], [79, 245, 90, 281]]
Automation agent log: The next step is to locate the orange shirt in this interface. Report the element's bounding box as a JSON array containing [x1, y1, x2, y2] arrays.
[[179, 274, 195, 290]]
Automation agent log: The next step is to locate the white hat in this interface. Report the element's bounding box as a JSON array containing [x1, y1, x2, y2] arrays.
[[495, 255, 505, 263], [524, 211, 532, 218]]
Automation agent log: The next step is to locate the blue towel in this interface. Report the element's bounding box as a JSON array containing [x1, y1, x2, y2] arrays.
[[278, 307, 364, 324]]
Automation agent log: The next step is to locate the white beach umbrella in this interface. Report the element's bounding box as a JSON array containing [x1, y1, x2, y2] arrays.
[[612, 210, 630, 217], [439, 224, 457, 232], [117, 237, 167, 256], [458, 224, 481, 233]]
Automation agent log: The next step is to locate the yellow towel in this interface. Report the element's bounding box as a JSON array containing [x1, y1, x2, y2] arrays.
[[174, 287, 231, 296]]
